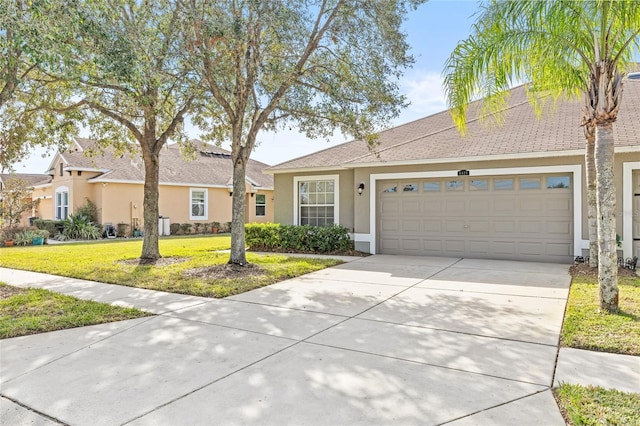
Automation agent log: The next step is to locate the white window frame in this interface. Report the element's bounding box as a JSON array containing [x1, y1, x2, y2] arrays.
[[293, 174, 340, 226], [255, 193, 266, 217], [55, 186, 69, 220], [189, 188, 208, 220]]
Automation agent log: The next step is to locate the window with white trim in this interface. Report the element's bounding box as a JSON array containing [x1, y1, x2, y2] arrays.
[[255, 194, 266, 216], [190, 188, 208, 220], [55, 187, 69, 220], [297, 178, 336, 226]]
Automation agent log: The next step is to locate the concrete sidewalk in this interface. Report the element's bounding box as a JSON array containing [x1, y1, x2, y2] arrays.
[[0, 256, 633, 425]]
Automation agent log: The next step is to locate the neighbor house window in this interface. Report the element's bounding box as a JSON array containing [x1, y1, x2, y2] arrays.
[[190, 188, 208, 220], [55, 187, 69, 220], [255, 194, 266, 216], [294, 175, 339, 226]]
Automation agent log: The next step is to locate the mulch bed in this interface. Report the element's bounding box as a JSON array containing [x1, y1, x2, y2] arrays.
[[569, 262, 637, 278], [183, 263, 265, 280]]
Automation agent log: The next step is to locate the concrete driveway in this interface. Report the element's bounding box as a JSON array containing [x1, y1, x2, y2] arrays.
[[1, 255, 570, 425]]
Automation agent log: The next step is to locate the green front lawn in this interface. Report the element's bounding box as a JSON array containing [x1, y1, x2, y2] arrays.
[[0, 283, 151, 339], [0, 236, 342, 298], [561, 272, 640, 356], [554, 384, 640, 426]]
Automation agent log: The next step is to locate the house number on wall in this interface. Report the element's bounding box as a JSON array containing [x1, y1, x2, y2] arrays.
[[457, 170, 470, 176]]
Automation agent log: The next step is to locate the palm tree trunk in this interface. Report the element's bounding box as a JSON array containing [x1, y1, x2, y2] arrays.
[[595, 122, 619, 312], [585, 128, 598, 267]]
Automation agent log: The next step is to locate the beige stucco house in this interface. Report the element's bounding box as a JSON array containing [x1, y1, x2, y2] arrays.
[[268, 75, 640, 264], [28, 138, 274, 232], [0, 173, 52, 227]]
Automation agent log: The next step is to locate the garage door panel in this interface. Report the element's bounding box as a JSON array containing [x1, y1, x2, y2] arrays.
[[381, 200, 400, 213], [468, 220, 490, 232], [546, 243, 572, 256], [423, 240, 443, 252], [520, 221, 543, 233], [469, 199, 490, 212], [378, 174, 573, 263], [423, 220, 442, 232], [547, 198, 571, 212], [446, 200, 466, 212], [445, 220, 465, 232], [494, 221, 515, 233], [493, 241, 516, 254], [402, 220, 420, 232], [424, 200, 443, 213], [445, 240, 465, 253], [520, 242, 543, 255], [402, 200, 420, 213], [547, 221, 571, 235], [494, 199, 516, 212], [380, 238, 400, 250], [402, 239, 421, 251], [380, 219, 400, 232], [520, 199, 543, 211], [468, 240, 490, 253]]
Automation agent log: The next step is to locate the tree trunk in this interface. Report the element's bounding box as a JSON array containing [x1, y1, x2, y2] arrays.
[[140, 149, 161, 262], [229, 148, 249, 265], [594, 122, 619, 312], [585, 130, 598, 267]]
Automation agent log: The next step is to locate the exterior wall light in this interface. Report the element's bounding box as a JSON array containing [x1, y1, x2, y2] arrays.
[[358, 182, 365, 195]]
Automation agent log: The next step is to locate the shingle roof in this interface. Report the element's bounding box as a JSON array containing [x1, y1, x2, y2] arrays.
[[0, 173, 51, 187], [268, 76, 640, 172], [60, 139, 273, 189]]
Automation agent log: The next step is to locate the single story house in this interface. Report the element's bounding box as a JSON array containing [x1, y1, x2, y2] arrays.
[[267, 75, 640, 264], [27, 138, 274, 233]]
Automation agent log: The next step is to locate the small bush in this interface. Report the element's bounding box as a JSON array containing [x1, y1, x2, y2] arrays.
[[170, 223, 181, 235], [246, 223, 352, 254], [14, 229, 37, 246], [180, 223, 193, 234], [63, 214, 102, 240], [34, 219, 64, 236], [75, 199, 99, 224]]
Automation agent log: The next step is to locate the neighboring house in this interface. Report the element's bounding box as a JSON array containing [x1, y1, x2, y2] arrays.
[[31, 138, 273, 232], [268, 75, 640, 264], [0, 173, 52, 227]]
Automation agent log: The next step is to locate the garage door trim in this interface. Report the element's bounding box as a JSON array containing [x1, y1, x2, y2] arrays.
[[368, 165, 582, 256]]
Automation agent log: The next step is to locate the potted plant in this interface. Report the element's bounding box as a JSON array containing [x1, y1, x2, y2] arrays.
[[32, 229, 50, 246], [211, 221, 220, 234]]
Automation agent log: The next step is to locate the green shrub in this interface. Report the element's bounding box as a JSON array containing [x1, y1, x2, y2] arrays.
[[170, 223, 181, 235], [245, 223, 352, 253], [34, 219, 64, 236], [75, 199, 99, 224], [62, 214, 102, 240], [14, 229, 37, 246], [180, 223, 193, 234]]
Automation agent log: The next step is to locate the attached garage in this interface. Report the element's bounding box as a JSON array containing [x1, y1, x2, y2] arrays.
[[377, 173, 574, 263]]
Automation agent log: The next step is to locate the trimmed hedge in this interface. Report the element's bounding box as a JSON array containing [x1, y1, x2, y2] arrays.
[[246, 223, 352, 253]]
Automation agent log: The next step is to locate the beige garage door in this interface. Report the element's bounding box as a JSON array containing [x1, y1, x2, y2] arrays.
[[378, 174, 573, 263]]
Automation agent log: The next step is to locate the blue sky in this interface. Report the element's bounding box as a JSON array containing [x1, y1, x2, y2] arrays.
[[13, 0, 481, 173]]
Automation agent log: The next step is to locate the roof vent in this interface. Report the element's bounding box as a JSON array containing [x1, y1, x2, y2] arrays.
[[628, 72, 640, 80]]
